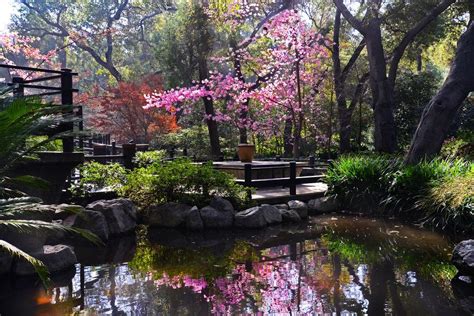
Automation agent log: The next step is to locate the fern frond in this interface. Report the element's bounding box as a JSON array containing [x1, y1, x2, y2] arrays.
[[0, 239, 49, 286]]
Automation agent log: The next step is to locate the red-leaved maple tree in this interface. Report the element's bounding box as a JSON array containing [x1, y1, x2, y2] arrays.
[[83, 75, 178, 144]]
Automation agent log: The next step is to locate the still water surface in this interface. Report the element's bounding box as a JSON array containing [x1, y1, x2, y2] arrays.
[[0, 215, 471, 315]]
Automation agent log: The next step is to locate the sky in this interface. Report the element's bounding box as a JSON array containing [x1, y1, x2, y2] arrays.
[[0, 0, 17, 33]]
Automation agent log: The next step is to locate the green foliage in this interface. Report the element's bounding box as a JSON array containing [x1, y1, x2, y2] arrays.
[[134, 150, 167, 168], [326, 155, 397, 209], [0, 201, 103, 285], [419, 169, 473, 231], [120, 159, 249, 209], [25, 136, 62, 152], [155, 126, 212, 160], [327, 155, 473, 231], [441, 132, 474, 160], [69, 162, 127, 197], [394, 71, 442, 148]]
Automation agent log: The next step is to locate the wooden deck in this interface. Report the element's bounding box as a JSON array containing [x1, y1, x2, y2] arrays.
[[252, 182, 328, 204]]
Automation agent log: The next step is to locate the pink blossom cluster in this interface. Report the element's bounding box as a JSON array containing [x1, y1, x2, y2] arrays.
[[144, 8, 330, 138]]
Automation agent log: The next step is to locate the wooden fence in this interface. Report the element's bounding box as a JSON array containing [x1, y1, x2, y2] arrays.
[[0, 64, 81, 151], [235, 160, 326, 198]]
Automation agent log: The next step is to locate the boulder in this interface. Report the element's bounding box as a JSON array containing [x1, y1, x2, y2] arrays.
[[288, 200, 308, 219], [200, 206, 233, 228], [63, 210, 110, 242], [308, 196, 339, 214], [145, 203, 191, 228], [261, 204, 282, 225], [235, 205, 282, 228], [279, 209, 301, 223], [235, 206, 267, 228], [209, 197, 235, 213], [452, 240, 474, 276], [185, 206, 204, 230], [86, 199, 137, 235], [15, 245, 77, 275], [0, 229, 46, 253]]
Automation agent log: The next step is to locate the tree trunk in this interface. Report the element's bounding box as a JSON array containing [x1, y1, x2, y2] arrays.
[[199, 58, 222, 160], [405, 22, 474, 164], [365, 23, 397, 153], [239, 100, 249, 144], [338, 107, 352, 153], [283, 117, 293, 157]]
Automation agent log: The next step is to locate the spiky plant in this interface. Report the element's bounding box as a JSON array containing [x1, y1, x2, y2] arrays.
[[0, 86, 99, 284]]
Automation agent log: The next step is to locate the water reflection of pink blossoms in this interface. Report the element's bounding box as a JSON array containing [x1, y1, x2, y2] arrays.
[[153, 258, 325, 315]]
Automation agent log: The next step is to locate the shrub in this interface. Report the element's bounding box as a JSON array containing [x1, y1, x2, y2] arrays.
[[326, 155, 398, 210], [119, 159, 250, 209], [419, 168, 473, 231], [327, 155, 473, 232], [133, 150, 166, 167], [441, 132, 474, 161], [69, 162, 127, 197], [386, 158, 469, 215]]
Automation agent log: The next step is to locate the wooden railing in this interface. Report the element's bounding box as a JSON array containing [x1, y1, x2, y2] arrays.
[[0, 64, 81, 152], [235, 161, 326, 198]]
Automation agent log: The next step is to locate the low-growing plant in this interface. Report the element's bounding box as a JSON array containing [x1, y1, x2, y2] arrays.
[[386, 158, 470, 215], [119, 159, 250, 209], [441, 133, 474, 161], [133, 150, 166, 168], [419, 168, 473, 231], [326, 155, 398, 211], [69, 162, 127, 197], [326, 155, 474, 232]]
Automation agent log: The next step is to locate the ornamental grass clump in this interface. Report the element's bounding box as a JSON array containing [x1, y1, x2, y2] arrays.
[[419, 169, 473, 231], [327, 155, 473, 232], [326, 155, 398, 211], [386, 158, 469, 216]]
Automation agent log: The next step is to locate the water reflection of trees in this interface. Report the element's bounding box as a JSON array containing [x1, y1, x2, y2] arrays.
[[5, 216, 469, 315]]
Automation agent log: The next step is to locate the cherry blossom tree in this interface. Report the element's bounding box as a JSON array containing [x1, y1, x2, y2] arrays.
[[145, 7, 329, 157]]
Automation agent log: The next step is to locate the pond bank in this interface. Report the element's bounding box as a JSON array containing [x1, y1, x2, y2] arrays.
[[0, 215, 472, 315]]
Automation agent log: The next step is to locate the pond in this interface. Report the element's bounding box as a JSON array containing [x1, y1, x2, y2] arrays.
[[0, 215, 471, 315]]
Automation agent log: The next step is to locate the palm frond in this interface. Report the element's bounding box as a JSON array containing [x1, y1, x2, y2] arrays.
[[0, 239, 49, 286], [0, 220, 103, 245]]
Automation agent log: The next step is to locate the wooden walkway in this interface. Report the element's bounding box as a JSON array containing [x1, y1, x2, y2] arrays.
[[252, 182, 328, 204]]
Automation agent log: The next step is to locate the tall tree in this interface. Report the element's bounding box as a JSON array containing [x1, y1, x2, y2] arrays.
[[157, 1, 222, 159], [406, 19, 474, 163], [84, 75, 178, 144], [12, 0, 172, 82], [333, 0, 455, 153], [331, 9, 369, 153]]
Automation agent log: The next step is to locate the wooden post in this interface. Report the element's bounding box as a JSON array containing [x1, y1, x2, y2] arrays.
[[309, 155, 315, 168], [93, 143, 107, 156], [111, 141, 117, 155], [290, 161, 296, 196], [77, 105, 84, 149], [122, 143, 136, 169], [244, 163, 252, 200], [61, 68, 74, 153], [12, 77, 24, 98]]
